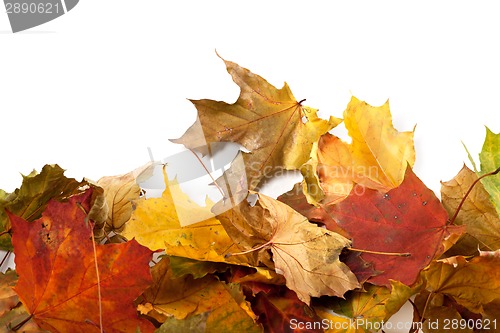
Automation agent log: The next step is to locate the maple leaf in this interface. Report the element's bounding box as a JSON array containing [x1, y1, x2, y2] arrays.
[[122, 166, 256, 266], [7, 56, 500, 332], [315, 281, 415, 333], [419, 255, 500, 324], [280, 97, 416, 226], [325, 166, 464, 287], [216, 193, 360, 305], [167, 256, 285, 289], [441, 165, 500, 255], [227, 266, 286, 288], [252, 288, 323, 333], [172, 55, 341, 190], [95, 162, 155, 241], [137, 257, 262, 332], [0, 270, 18, 318], [0, 270, 48, 332], [0, 164, 87, 250], [412, 289, 481, 333], [168, 256, 230, 279], [155, 313, 209, 333], [340, 252, 379, 286], [320, 96, 415, 190], [277, 183, 351, 240], [9, 190, 155, 333]]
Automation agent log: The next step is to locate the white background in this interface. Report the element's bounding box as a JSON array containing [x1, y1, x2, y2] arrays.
[[1, 1, 500, 332]]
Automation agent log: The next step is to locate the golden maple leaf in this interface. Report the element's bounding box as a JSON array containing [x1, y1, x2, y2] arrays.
[[303, 96, 416, 205], [121, 166, 256, 266]]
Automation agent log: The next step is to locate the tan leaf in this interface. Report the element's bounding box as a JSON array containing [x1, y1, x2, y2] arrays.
[[96, 162, 155, 238], [216, 193, 360, 305]]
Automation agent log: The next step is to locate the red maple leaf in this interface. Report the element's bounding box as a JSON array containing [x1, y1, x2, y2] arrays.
[[252, 288, 323, 333], [9, 190, 155, 333], [299, 167, 463, 287]]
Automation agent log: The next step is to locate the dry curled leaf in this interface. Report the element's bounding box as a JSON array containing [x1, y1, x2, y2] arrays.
[[95, 162, 155, 240]]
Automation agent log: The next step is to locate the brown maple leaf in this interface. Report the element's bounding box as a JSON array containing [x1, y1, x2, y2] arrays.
[[417, 255, 500, 323], [441, 164, 500, 255], [215, 193, 360, 305], [172, 55, 340, 191], [8, 190, 154, 333]]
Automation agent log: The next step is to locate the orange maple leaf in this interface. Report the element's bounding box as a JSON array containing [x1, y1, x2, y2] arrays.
[[8, 190, 154, 333]]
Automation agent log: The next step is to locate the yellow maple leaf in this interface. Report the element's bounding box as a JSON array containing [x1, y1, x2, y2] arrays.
[[316, 281, 415, 333], [305, 96, 415, 205], [121, 166, 255, 266], [138, 257, 262, 332]]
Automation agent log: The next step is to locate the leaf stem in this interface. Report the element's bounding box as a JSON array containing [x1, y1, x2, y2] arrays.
[[407, 299, 421, 333], [419, 291, 434, 327], [0, 250, 11, 270], [348, 247, 411, 257], [188, 149, 226, 199], [225, 240, 273, 258], [103, 231, 112, 244], [448, 166, 500, 226], [90, 226, 103, 333], [10, 314, 33, 331]]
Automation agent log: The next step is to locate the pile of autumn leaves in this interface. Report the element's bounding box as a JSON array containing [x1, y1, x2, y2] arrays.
[[1, 58, 500, 333]]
